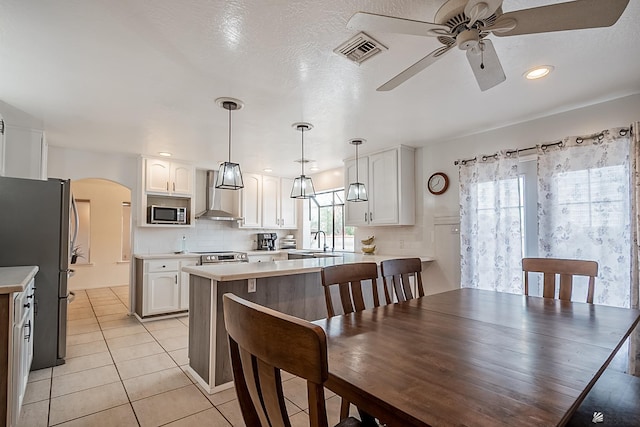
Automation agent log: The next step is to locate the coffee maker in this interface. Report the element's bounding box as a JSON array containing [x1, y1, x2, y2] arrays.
[[257, 233, 277, 251]]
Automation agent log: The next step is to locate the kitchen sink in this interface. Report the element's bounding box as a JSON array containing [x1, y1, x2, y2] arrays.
[[288, 251, 344, 260]]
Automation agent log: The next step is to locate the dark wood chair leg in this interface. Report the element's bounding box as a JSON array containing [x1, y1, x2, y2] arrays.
[[340, 398, 350, 420]]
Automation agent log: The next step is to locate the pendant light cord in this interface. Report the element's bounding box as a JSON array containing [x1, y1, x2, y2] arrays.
[[301, 126, 305, 176], [355, 142, 359, 181], [228, 105, 232, 162]]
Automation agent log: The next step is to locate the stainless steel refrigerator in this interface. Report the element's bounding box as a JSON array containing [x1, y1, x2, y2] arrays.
[[0, 176, 74, 369]]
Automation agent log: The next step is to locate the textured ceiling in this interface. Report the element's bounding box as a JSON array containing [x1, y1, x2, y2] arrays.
[[1, 0, 639, 176]]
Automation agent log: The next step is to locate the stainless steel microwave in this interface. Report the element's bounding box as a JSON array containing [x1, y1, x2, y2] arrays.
[[148, 205, 187, 224]]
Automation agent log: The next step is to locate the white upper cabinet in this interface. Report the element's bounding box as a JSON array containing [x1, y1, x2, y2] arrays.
[[140, 157, 195, 227], [262, 175, 280, 228], [279, 177, 297, 229], [239, 174, 298, 229], [239, 173, 262, 228], [146, 158, 193, 196], [369, 149, 399, 225], [344, 146, 415, 226], [1, 120, 47, 180]]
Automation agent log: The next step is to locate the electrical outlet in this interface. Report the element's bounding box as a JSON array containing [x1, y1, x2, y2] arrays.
[[248, 278, 256, 293], [400, 240, 405, 249]]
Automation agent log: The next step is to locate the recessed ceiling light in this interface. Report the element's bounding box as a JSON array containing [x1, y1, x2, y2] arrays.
[[309, 166, 320, 172], [158, 152, 172, 157], [524, 65, 554, 80], [263, 168, 273, 173]]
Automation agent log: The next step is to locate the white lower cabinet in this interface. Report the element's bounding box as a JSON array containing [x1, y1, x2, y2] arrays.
[[146, 271, 180, 315], [135, 257, 196, 318], [9, 277, 35, 426]]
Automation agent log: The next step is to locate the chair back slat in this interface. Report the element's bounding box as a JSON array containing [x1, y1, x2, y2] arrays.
[[522, 258, 598, 303], [380, 258, 424, 302], [339, 282, 355, 315], [321, 263, 380, 317], [223, 294, 330, 427]]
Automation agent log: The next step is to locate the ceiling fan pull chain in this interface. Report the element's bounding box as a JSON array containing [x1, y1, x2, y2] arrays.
[[480, 41, 485, 70]]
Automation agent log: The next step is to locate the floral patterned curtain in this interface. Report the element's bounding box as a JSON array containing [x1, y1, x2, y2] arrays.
[[537, 128, 632, 308], [459, 153, 523, 293]]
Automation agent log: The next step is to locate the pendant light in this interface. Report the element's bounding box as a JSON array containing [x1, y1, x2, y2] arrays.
[[347, 138, 368, 202], [290, 122, 316, 199], [214, 97, 244, 190]]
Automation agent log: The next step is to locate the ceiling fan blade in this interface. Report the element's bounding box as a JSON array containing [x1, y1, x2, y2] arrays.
[[377, 45, 454, 91], [485, 17, 517, 34], [347, 12, 451, 37], [494, 0, 630, 37], [465, 0, 503, 27], [466, 39, 505, 91]]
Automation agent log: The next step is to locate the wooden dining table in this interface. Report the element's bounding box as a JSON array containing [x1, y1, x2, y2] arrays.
[[314, 288, 640, 427]]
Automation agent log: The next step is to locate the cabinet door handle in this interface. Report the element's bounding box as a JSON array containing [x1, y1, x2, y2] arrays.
[[166, 181, 169, 191], [369, 212, 373, 222], [25, 320, 31, 341], [24, 302, 30, 309], [175, 274, 178, 284], [173, 182, 176, 192], [281, 218, 284, 226], [364, 212, 367, 222]]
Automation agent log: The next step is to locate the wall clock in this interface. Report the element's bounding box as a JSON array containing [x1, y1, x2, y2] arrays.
[[427, 172, 449, 195]]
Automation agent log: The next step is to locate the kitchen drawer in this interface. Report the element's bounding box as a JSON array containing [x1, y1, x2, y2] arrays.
[[146, 259, 179, 273]]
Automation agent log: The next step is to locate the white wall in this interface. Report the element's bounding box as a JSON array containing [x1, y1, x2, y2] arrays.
[[310, 167, 343, 191], [381, 93, 640, 293], [68, 179, 131, 290]]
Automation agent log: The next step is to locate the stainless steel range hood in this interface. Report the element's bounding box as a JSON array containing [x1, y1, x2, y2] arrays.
[[195, 170, 244, 221]]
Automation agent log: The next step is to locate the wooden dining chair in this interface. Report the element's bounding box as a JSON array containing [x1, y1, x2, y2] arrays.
[[320, 262, 382, 317], [522, 257, 598, 303], [222, 293, 361, 427], [320, 263, 381, 424], [380, 258, 424, 302]]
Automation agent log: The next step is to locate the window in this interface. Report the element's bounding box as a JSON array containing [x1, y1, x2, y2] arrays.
[[462, 137, 630, 306], [308, 189, 355, 251]]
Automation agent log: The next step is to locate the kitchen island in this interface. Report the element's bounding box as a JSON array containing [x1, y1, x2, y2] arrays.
[[182, 255, 433, 393]]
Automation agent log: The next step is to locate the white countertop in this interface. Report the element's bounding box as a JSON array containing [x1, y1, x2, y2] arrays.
[[183, 254, 433, 281], [0, 266, 39, 294], [134, 253, 203, 260]]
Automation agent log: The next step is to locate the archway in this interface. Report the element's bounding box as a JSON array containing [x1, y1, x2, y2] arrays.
[[68, 178, 132, 298]]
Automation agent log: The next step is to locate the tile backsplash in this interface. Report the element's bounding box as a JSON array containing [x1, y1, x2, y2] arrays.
[[134, 220, 295, 255]]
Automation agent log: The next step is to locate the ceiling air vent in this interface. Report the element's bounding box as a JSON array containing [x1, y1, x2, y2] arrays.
[[334, 32, 387, 65]]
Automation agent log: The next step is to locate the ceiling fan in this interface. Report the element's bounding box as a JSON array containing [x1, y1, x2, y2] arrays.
[[347, 0, 630, 91]]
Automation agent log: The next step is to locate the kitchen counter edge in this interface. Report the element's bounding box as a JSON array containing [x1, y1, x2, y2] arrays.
[[183, 255, 434, 282], [0, 266, 39, 294]]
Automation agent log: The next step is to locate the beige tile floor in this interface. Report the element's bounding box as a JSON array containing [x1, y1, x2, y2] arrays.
[[18, 285, 354, 426]]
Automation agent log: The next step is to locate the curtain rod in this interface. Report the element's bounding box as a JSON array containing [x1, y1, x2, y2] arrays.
[[454, 127, 630, 166]]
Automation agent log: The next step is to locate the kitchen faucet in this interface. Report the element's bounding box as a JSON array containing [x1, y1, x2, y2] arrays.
[[313, 230, 328, 252]]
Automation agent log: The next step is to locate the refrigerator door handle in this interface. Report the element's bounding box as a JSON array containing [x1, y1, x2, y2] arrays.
[[70, 195, 79, 253]]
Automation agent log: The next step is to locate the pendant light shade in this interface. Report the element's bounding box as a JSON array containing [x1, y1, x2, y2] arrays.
[[347, 138, 368, 202], [214, 97, 244, 190], [290, 122, 316, 199]]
